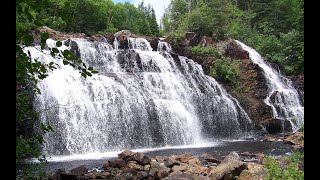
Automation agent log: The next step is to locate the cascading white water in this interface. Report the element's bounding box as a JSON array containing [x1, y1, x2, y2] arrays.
[[157, 41, 172, 52], [236, 40, 304, 131], [25, 37, 252, 156]]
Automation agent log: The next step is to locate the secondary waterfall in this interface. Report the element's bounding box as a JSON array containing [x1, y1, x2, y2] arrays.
[[236, 40, 304, 131], [25, 38, 252, 156]]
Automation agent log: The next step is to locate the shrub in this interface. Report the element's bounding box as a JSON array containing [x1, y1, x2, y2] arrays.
[[188, 46, 222, 58], [210, 58, 240, 85], [264, 152, 304, 180]]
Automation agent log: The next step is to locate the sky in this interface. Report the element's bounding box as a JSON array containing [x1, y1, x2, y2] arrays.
[[112, 0, 171, 24]]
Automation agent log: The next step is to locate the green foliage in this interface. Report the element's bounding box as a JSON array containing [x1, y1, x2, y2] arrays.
[[162, 0, 236, 40], [230, 0, 304, 76], [210, 58, 241, 85], [40, 0, 159, 36], [163, 0, 303, 76], [264, 152, 304, 180], [188, 46, 222, 58]]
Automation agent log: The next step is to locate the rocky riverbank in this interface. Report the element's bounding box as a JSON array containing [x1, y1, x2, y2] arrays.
[[48, 150, 265, 180], [46, 131, 303, 180]]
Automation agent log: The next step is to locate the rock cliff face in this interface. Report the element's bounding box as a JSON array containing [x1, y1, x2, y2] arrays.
[[164, 32, 304, 133], [31, 27, 303, 133]]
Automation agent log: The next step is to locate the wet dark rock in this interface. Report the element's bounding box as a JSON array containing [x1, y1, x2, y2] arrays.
[[59, 173, 79, 180], [118, 149, 136, 162], [225, 40, 249, 59], [70, 165, 88, 175], [137, 171, 149, 179], [122, 167, 137, 176], [132, 152, 151, 165], [265, 118, 293, 134], [164, 157, 180, 168], [149, 38, 159, 51], [109, 158, 127, 168]]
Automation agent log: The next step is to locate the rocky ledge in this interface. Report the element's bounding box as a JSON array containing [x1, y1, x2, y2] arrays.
[[48, 150, 267, 180]]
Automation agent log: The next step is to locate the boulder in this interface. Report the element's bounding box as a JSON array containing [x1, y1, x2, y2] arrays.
[[127, 161, 144, 171], [114, 30, 132, 49], [265, 118, 293, 134], [154, 169, 169, 179], [209, 152, 247, 180], [164, 157, 180, 168], [84, 172, 96, 179], [122, 167, 137, 176], [118, 149, 136, 162], [149, 38, 159, 51], [176, 154, 193, 163], [155, 156, 167, 163], [114, 30, 132, 39], [137, 171, 148, 179], [225, 40, 249, 59], [59, 173, 79, 180], [94, 172, 112, 179], [109, 158, 127, 168], [70, 165, 88, 175], [132, 152, 151, 165], [172, 165, 188, 172]]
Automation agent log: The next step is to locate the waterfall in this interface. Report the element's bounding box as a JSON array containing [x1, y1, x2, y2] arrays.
[[25, 37, 252, 156], [236, 40, 304, 131]]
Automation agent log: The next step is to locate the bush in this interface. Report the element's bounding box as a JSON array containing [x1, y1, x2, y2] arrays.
[[188, 46, 222, 58], [264, 152, 304, 180], [210, 58, 240, 85]]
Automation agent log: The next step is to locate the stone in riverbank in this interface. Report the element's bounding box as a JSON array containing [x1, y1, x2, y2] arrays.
[[209, 152, 246, 180]]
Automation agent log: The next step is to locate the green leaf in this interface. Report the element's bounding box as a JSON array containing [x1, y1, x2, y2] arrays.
[[65, 2, 71, 8], [26, 11, 34, 21], [41, 32, 49, 41], [88, 67, 94, 71], [91, 70, 99, 74], [22, 35, 34, 46], [34, 21, 43, 27], [63, 60, 69, 65], [86, 72, 92, 76], [40, 65, 46, 73], [56, 41, 62, 47], [52, 48, 59, 54]]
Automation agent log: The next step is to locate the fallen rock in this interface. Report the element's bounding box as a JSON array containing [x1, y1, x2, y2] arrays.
[[109, 158, 127, 168], [59, 173, 79, 180], [165, 157, 180, 168], [177, 154, 193, 163], [132, 152, 151, 165], [70, 165, 88, 175], [84, 172, 96, 179], [127, 161, 144, 171], [209, 152, 247, 180], [172, 165, 188, 172], [118, 149, 136, 162], [137, 171, 148, 179]]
